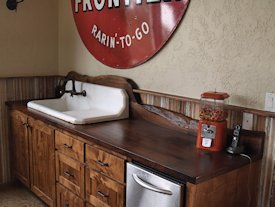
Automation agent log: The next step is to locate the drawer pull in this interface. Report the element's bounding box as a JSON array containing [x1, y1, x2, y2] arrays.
[[96, 160, 109, 167], [64, 171, 74, 178], [22, 123, 30, 128], [132, 173, 173, 195], [64, 204, 69, 207], [63, 143, 73, 149], [97, 191, 109, 198]]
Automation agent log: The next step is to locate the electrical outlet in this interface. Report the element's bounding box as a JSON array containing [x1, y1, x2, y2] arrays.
[[265, 93, 275, 112], [242, 112, 253, 130]]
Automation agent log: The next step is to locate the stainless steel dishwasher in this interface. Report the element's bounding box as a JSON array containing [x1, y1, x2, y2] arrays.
[[126, 163, 184, 207]]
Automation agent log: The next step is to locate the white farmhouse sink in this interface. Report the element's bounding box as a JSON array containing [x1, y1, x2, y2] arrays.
[[27, 81, 129, 124]]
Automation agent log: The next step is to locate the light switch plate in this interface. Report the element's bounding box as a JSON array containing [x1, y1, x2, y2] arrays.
[[242, 112, 253, 130], [265, 92, 275, 112]]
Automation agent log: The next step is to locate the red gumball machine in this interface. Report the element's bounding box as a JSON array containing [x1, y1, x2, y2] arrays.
[[196, 91, 229, 151]]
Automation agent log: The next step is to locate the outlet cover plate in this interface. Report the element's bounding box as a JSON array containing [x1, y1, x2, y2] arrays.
[[242, 112, 253, 130], [265, 92, 275, 112]]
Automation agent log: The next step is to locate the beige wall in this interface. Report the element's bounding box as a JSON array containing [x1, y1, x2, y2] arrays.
[[0, 0, 58, 77], [58, 0, 275, 110]]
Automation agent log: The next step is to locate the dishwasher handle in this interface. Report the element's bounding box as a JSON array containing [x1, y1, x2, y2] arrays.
[[132, 173, 173, 195]]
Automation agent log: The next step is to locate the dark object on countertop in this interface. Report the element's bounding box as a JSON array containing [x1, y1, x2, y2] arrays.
[[6, 0, 24, 10], [227, 124, 244, 154]]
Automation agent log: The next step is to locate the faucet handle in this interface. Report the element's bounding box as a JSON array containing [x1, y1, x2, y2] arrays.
[[55, 82, 65, 98]]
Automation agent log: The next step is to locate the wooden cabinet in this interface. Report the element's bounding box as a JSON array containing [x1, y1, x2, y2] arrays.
[[55, 130, 86, 207], [55, 131, 126, 207], [185, 161, 261, 207], [28, 117, 56, 206], [10, 110, 56, 207], [10, 110, 30, 187], [9, 103, 262, 207]]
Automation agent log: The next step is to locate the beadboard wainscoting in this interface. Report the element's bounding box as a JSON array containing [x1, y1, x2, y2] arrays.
[[134, 89, 275, 207], [0, 76, 61, 184]]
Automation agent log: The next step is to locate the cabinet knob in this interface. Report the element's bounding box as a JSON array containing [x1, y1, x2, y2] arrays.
[[22, 123, 29, 128], [96, 160, 109, 167], [64, 171, 74, 178], [64, 204, 69, 207], [97, 190, 109, 198], [63, 143, 72, 149], [22, 123, 31, 128]]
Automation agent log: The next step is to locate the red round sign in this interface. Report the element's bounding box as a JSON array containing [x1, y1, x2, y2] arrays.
[[71, 0, 190, 68]]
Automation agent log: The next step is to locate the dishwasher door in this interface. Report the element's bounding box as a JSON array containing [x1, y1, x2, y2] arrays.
[[126, 163, 184, 207]]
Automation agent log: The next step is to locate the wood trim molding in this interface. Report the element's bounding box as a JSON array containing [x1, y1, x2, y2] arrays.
[[133, 89, 201, 104]]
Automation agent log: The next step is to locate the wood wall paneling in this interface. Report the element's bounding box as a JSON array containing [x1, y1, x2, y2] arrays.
[[0, 79, 8, 184], [0, 76, 61, 184]]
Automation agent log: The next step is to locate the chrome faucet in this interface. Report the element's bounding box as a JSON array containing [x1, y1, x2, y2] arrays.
[[58, 76, 86, 97]]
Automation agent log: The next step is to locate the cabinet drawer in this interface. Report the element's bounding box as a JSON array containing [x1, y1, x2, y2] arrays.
[[86, 168, 125, 207], [55, 131, 84, 162], [56, 183, 85, 207], [86, 145, 125, 183], [56, 152, 85, 198], [86, 203, 95, 207]]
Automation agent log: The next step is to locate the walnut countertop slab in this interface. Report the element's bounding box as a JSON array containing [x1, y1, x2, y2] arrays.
[[7, 101, 263, 184]]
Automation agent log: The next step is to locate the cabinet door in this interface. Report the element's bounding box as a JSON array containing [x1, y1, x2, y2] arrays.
[[10, 110, 30, 187], [56, 183, 85, 207], [29, 117, 56, 207], [86, 168, 125, 207]]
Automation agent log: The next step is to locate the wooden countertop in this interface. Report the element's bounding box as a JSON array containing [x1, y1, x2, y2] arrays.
[[7, 101, 264, 184]]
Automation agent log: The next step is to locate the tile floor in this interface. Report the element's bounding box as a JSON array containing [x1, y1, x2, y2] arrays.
[[0, 182, 47, 207]]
